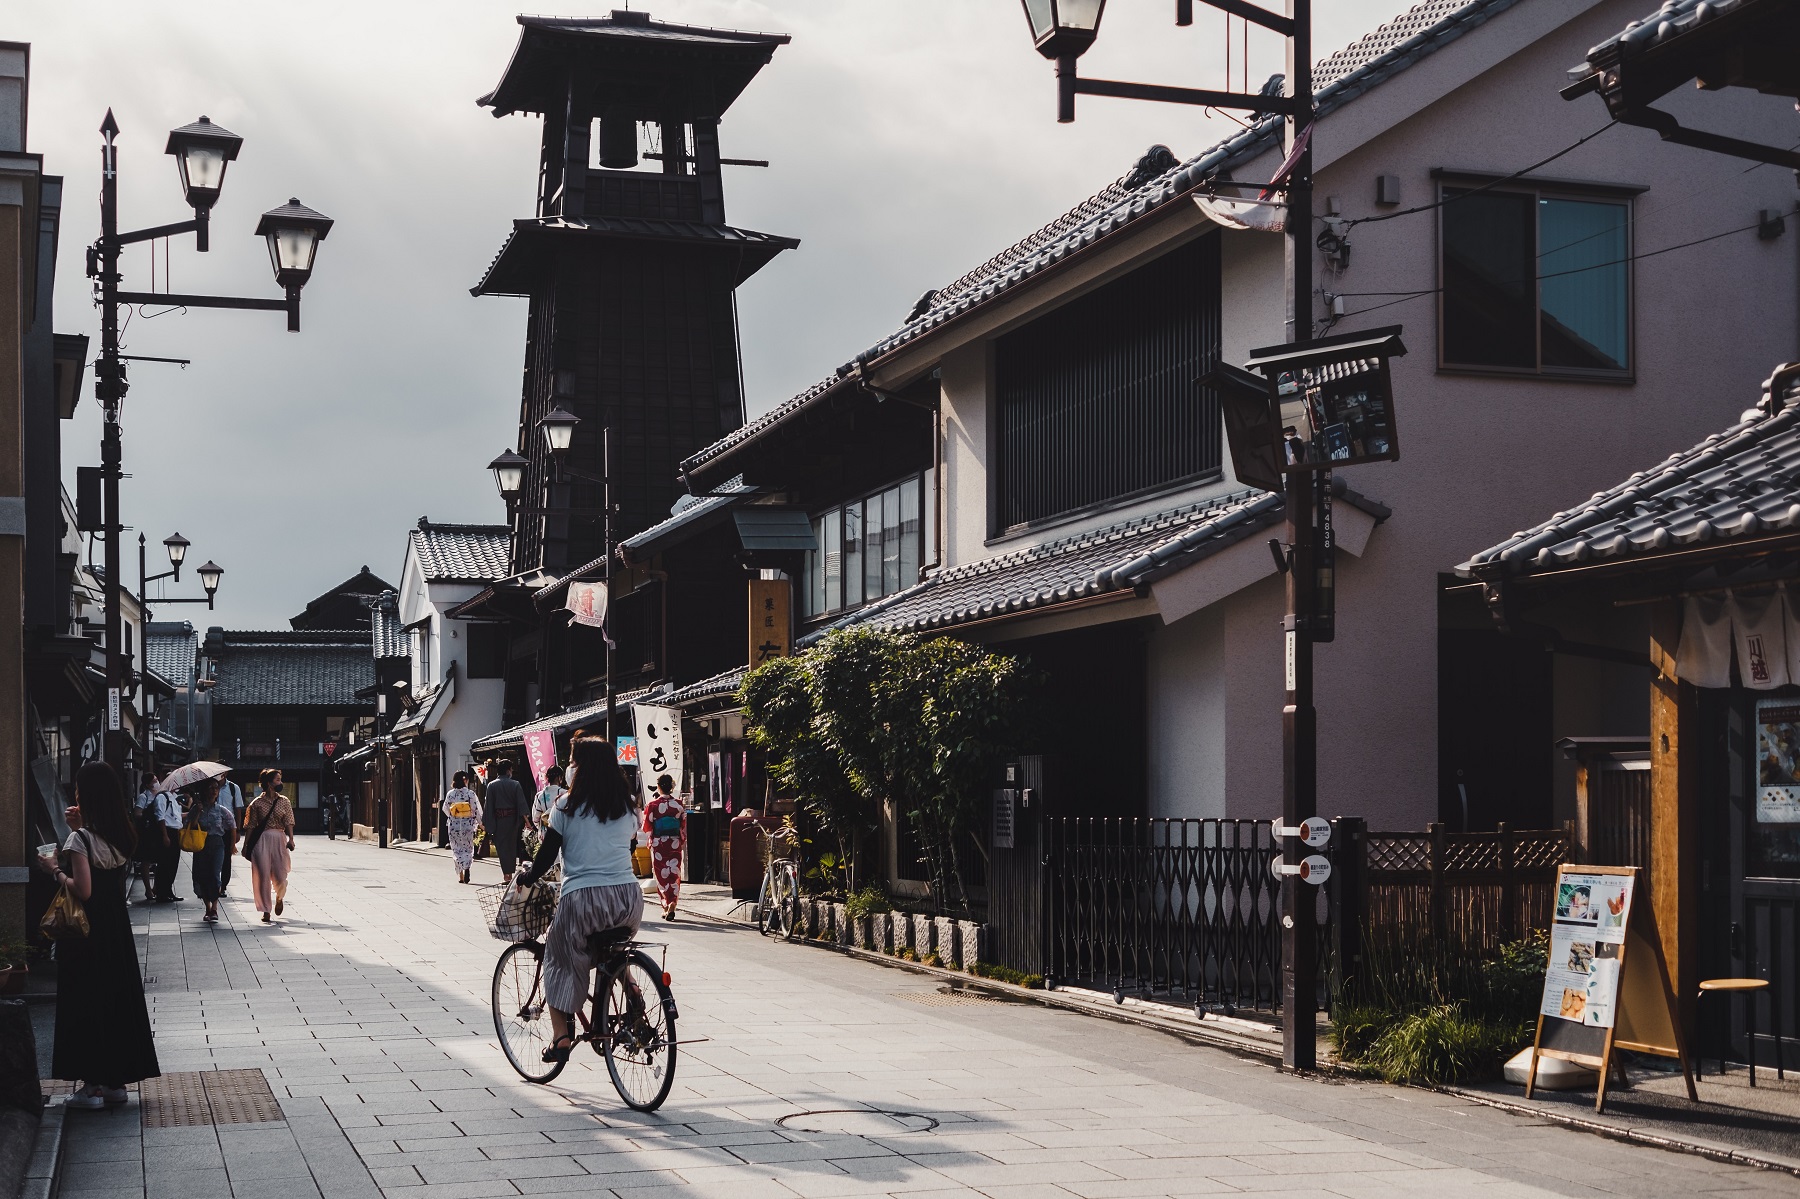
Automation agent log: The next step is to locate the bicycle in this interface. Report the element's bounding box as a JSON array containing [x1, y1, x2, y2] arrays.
[[753, 824, 801, 940], [479, 883, 679, 1111]]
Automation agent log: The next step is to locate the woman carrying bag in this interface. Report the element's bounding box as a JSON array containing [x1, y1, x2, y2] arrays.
[[185, 779, 236, 923], [242, 769, 295, 924], [37, 762, 160, 1109]]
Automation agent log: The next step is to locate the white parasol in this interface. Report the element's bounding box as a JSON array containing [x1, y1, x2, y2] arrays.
[[158, 760, 232, 792]]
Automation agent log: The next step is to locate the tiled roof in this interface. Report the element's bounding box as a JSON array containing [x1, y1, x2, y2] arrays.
[[411, 519, 510, 583], [681, 0, 1522, 477], [1461, 365, 1800, 579], [666, 666, 746, 710], [1581, 0, 1748, 61], [144, 622, 196, 686], [813, 489, 1284, 639], [620, 478, 756, 560], [209, 630, 373, 708], [371, 592, 407, 660]]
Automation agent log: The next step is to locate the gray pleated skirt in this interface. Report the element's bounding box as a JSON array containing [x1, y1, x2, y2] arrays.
[[541, 881, 645, 1013]]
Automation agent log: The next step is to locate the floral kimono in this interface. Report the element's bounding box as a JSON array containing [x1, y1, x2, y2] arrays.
[[441, 787, 482, 875], [641, 791, 686, 914]]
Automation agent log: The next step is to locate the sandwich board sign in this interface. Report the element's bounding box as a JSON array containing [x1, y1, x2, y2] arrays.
[[1525, 865, 1695, 1112]]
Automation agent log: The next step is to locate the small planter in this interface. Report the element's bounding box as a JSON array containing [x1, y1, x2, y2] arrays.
[[0, 962, 25, 996]]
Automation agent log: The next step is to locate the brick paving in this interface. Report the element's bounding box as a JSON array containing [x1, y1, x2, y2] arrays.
[[48, 839, 1800, 1199]]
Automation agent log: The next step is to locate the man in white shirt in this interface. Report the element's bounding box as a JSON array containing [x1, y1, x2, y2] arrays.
[[217, 773, 245, 894], [152, 787, 186, 902]]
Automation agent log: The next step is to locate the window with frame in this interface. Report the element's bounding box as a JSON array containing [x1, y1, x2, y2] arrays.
[[1440, 184, 1631, 376], [801, 470, 936, 620]]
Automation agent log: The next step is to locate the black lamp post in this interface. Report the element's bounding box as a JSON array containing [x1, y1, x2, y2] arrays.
[[89, 108, 330, 774], [139, 532, 224, 619], [489, 407, 618, 745], [1021, 0, 1329, 1070]]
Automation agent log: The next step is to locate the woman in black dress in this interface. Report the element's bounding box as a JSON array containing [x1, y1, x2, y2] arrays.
[[38, 762, 161, 1109]]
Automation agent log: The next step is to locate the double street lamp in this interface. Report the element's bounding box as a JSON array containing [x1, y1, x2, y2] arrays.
[[488, 405, 619, 743], [139, 531, 224, 616], [90, 109, 332, 772]]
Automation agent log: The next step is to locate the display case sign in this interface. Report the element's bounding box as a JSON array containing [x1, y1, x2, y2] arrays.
[[1540, 870, 1633, 1029], [1755, 698, 1800, 823]]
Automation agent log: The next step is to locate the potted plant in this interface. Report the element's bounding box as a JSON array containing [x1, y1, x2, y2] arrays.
[[0, 934, 30, 996]]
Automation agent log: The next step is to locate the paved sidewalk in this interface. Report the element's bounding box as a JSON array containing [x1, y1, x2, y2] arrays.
[[50, 839, 1800, 1199]]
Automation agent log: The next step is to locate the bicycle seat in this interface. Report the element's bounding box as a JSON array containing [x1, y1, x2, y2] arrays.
[[584, 927, 634, 958]]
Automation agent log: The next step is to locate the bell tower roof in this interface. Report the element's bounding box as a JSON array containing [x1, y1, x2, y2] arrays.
[[478, 10, 791, 121]]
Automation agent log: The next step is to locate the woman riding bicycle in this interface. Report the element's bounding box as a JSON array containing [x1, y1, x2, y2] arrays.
[[513, 734, 643, 1063]]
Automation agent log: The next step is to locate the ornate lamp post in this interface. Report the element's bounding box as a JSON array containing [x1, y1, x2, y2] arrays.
[[89, 109, 331, 774], [139, 532, 224, 617]]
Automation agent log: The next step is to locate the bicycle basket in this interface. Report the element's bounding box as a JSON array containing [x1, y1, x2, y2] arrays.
[[477, 881, 557, 943]]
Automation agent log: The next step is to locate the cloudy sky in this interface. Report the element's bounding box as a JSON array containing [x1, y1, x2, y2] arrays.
[[20, 0, 1410, 629]]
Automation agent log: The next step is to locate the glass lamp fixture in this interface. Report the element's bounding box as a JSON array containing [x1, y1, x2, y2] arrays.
[[488, 449, 528, 501], [163, 532, 190, 572], [540, 406, 579, 458], [1021, 0, 1106, 59], [196, 560, 223, 596], [254, 198, 334, 289], [164, 116, 243, 213]]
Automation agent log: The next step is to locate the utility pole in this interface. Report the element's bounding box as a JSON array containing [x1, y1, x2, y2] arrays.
[[603, 427, 615, 745], [1279, 0, 1318, 1073], [98, 112, 126, 773]]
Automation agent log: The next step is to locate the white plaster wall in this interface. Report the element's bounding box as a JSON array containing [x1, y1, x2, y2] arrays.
[[1146, 605, 1226, 819], [938, 342, 990, 568]]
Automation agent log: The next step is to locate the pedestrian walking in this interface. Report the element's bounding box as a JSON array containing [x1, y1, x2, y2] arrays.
[[441, 772, 481, 884], [322, 791, 345, 839], [151, 783, 185, 903], [242, 769, 295, 924], [480, 758, 527, 885], [185, 779, 236, 923], [642, 773, 687, 920], [38, 761, 161, 1109], [217, 772, 245, 894], [130, 776, 160, 899], [513, 735, 643, 1063], [532, 766, 566, 833]]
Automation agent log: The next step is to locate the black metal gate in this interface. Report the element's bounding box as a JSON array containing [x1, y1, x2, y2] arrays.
[[1040, 816, 1325, 1011]]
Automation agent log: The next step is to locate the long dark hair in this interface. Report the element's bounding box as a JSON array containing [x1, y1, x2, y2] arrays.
[[564, 735, 636, 823], [74, 762, 136, 858]]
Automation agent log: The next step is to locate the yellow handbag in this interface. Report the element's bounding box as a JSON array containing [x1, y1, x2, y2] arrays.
[[180, 826, 208, 852], [631, 845, 653, 879]]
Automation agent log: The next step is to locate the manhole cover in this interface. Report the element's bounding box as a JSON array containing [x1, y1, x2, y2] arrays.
[[779, 1109, 938, 1135], [895, 986, 1009, 1007]]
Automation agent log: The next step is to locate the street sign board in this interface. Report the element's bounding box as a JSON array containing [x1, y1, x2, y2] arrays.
[[107, 687, 121, 731], [1271, 816, 1331, 847]]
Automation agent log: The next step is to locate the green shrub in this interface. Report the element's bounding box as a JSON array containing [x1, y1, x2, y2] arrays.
[[967, 961, 1044, 989], [922, 952, 943, 968], [843, 886, 892, 920], [1359, 1005, 1529, 1086], [1329, 1004, 1394, 1064]]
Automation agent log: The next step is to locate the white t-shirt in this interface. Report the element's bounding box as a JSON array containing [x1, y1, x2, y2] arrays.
[[547, 797, 638, 896]]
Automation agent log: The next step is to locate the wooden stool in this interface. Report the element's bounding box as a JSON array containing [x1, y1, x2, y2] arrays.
[[1698, 978, 1786, 1086]]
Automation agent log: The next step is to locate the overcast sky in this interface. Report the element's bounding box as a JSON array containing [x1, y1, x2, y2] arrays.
[[19, 0, 1409, 630]]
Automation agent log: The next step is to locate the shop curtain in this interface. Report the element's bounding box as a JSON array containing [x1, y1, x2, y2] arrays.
[[1732, 591, 1791, 690], [1676, 594, 1733, 687]]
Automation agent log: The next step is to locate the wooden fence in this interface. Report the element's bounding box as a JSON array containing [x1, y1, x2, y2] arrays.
[[1338, 821, 1572, 956]]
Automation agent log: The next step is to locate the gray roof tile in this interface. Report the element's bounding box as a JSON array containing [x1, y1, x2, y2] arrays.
[[1582, 0, 1749, 61], [812, 489, 1283, 639], [667, 666, 746, 709], [1462, 365, 1800, 578], [371, 592, 407, 660], [411, 520, 511, 583], [144, 623, 196, 686], [682, 0, 1522, 477], [210, 630, 373, 708]]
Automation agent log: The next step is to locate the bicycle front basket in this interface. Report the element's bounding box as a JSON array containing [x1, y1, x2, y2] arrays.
[[477, 882, 557, 943]]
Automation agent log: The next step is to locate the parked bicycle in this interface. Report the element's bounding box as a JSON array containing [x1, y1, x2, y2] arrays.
[[753, 823, 801, 940], [479, 882, 679, 1111]]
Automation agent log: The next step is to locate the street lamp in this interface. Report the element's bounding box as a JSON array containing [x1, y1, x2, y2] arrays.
[[162, 532, 190, 577], [196, 560, 224, 601], [540, 405, 579, 459], [1021, 0, 1106, 60], [92, 107, 328, 779], [164, 116, 242, 250], [488, 449, 528, 503], [255, 199, 335, 331]]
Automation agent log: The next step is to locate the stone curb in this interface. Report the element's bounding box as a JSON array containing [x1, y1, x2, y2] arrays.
[[1436, 1083, 1800, 1179], [19, 1101, 66, 1199]]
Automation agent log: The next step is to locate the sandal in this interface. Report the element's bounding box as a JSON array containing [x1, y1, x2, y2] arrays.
[[541, 1035, 576, 1064]]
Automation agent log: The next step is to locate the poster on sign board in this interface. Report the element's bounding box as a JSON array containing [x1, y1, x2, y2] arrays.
[[1755, 699, 1800, 822], [1540, 870, 1633, 1028], [631, 704, 683, 803]]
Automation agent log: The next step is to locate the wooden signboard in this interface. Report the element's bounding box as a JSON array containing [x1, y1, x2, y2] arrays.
[[1525, 865, 1695, 1113], [748, 578, 791, 666]]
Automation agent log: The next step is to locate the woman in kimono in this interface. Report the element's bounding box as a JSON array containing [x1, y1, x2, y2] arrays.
[[441, 771, 481, 884], [641, 773, 687, 920]]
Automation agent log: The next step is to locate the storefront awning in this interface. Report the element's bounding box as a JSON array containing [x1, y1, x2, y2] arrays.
[[469, 684, 660, 754]]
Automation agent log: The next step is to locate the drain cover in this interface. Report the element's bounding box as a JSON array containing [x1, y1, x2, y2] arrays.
[[778, 1109, 938, 1135], [895, 986, 1009, 1007]]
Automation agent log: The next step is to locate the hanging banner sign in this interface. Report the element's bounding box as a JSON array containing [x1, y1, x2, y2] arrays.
[[615, 736, 638, 767], [748, 578, 791, 666], [522, 730, 557, 794], [566, 581, 613, 646], [1525, 865, 1693, 1113], [631, 704, 683, 803]]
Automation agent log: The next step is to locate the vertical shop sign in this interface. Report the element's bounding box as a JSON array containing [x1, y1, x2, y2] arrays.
[[631, 703, 684, 804], [748, 577, 791, 665]]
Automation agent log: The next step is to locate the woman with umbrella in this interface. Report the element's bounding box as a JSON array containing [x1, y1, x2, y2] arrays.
[[183, 778, 236, 923]]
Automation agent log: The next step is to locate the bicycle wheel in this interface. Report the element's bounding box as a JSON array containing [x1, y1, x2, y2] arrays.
[[772, 862, 800, 941], [492, 942, 564, 1084], [754, 870, 776, 936], [599, 951, 677, 1112]]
